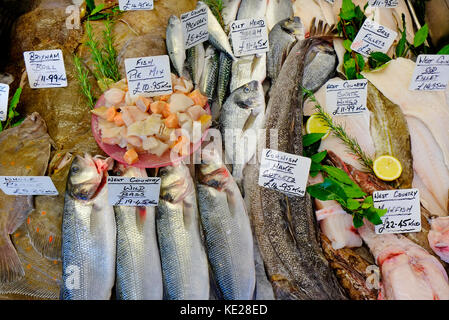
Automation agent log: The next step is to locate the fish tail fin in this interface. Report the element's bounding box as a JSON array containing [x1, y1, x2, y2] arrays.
[[0, 235, 25, 283], [26, 221, 61, 260]]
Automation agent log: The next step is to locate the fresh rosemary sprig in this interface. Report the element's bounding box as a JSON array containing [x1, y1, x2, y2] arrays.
[[303, 88, 374, 172], [102, 19, 120, 82], [74, 55, 96, 109]]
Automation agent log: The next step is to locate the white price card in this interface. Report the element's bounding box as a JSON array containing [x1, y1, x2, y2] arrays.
[[374, 188, 421, 234], [351, 19, 397, 57], [0, 83, 9, 121], [125, 55, 173, 97], [368, 0, 398, 7], [409, 54, 449, 91], [119, 0, 154, 11], [23, 50, 68, 89], [181, 5, 208, 49], [0, 176, 58, 196], [326, 79, 368, 116], [230, 18, 269, 57], [107, 176, 161, 206], [258, 149, 311, 197]]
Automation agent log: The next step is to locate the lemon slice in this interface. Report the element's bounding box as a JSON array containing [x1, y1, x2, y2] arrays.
[[306, 113, 331, 139], [373, 155, 403, 181]]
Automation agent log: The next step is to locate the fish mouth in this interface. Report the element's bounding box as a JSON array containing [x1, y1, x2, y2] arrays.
[[161, 177, 193, 203]]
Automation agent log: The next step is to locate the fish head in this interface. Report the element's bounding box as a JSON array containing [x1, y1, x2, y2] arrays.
[[159, 164, 193, 203], [67, 154, 113, 200], [112, 162, 147, 178], [281, 16, 304, 36], [198, 142, 230, 190], [234, 80, 264, 112], [168, 15, 181, 27]]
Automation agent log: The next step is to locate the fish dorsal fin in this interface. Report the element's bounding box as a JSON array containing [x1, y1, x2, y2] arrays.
[[308, 18, 338, 40]]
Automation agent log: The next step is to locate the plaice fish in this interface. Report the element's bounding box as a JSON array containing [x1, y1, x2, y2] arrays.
[[0, 112, 52, 284], [219, 80, 266, 187], [113, 164, 163, 300], [26, 152, 74, 261], [197, 141, 256, 299], [199, 44, 219, 101], [366, 82, 413, 189], [267, 16, 305, 84], [61, 154, 115, 300], [244, 33, 346, 299], [266, 0, 294, 31], [156, 163, 209, 300], [166, 15, 186, 77], [186, 43, 205, 88], [0, 225, 61, 300], [237, 0, 268, 19]]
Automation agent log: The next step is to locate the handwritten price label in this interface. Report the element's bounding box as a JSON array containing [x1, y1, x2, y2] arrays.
[[374, 189, 421, 234], [107, 176, 161, 206], [409, 54, 449, 91], [326, 79, 368, 116], [181, 4, 208, 49], [119, 0, 153, 11], [0, 176, 58, 196], [0, 83, 9, 121], [258, 149, 311, 197], [230, 18, 269, 57], [368, 0, 398, 7], [125, 55, 173, 97], [23, 50, 68, 89], [351, 19, 397, 57]]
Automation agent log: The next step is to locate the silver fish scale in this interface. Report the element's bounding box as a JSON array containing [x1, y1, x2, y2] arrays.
[[115, 206, 162, 300], [197, 185, 255, 299], [61, 190, 116, 300]]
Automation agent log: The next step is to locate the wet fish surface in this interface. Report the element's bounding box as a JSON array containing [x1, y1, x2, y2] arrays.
[[266, 0, 294, 31], [187, 43, 205, 88], [199, 45, 220, 101], [237, 0, 268, 19], [166, 15, 186, 77]]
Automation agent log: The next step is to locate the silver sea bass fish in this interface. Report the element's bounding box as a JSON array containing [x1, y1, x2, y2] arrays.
[[61, 155, 116, 300], [166, 15, 186, 77], [114, 164, 163, 300], [156, 163, 209, 300], [197, 142, 256, 299]]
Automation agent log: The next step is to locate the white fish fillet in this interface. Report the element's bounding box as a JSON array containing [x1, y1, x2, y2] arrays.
[[429, 217, 449, 263], [363, 58, 449, 217]]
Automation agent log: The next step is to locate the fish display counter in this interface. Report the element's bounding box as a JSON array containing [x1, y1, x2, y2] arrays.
[[0, 0, 448, 301]]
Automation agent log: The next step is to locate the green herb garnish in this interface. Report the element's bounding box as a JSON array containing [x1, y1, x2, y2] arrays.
[[74, 55, 96, 109]]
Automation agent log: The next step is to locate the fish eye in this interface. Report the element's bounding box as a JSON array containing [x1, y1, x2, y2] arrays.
[[244, 86, 250, 93], [71, 166, 80, 174]]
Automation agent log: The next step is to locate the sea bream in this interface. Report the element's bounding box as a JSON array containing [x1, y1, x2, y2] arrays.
[[114, 164, 163, 300], [197, 141, 256, 299], [156, 163, 209, 300], [61, 155, 116, 300], [266, 0, 294, 31], [0, 113, 52, 284]]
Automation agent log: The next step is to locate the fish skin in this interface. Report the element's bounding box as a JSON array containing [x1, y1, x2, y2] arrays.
[[214, 51, 233, 120], [200, 1, 235, 59], [26, 152, 73, 261], [267, 16, 304, 84], [61, 155, 116, 300], [245, 39, 346, 299], [366, 82, 413, 189], [219, 80, 265, 186], [0, 113, 52, 284], [251, 53, 267, 84], [230, 55, 254, 92], [156, 164, 209, 300], [114, 165, 163, 300], [199, 45, 220, 100], [266, 0, 294, 31], [302, 41, 337, 92], [197, 143, 256, 299], [166, 15, 186, 77], [237, 0, 268, 19], [186, 43, 205, 88], [222, 0, 242, 30]]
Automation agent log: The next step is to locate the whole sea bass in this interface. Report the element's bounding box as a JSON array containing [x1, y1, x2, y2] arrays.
[[244, 35, 345, 299], [114, 164, 163, 300], [0, 113, 51, 284], [61, 155, 116, 300], [197, 142, 256, 299], [157, 163, 209, 300]]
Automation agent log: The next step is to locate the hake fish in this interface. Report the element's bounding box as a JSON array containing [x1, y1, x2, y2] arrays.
[[114, 164, 163, 300], [166, 15, 186, 77], [0, 112, 52, 284], [244, 35, 346, 299], [220, 80, 266, 187], [197, 142, 256, 299], [61, 154, 115, 300], [156, 163, 209, 300]]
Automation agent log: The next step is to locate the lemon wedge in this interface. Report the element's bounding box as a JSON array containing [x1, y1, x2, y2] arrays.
[[373, 155, 403, 181], [306, 113, 331, 139]]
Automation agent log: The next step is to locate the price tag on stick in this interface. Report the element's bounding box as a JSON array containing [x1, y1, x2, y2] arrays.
[[23, 50, 68, 89], [0, 83, 9, 121], [107, 177, 161, 206], [409, 54, 449, 91], [125, 55, 173, 97], [258, 149, 311, 197], [230, 18, 269, 57], [119, 0, 154, 11], [0, 176, 58, 196], [181, 5, 208, 49], [374, 189, 421, 234]]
